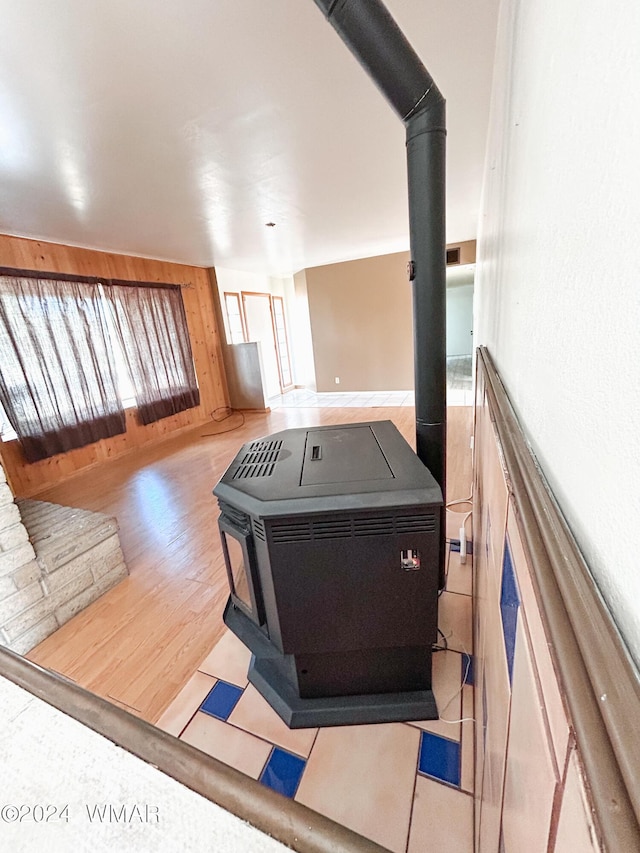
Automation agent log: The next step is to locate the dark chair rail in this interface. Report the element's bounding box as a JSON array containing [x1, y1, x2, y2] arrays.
[[477, 346, 640, 852], [0, 645, 386, 853]]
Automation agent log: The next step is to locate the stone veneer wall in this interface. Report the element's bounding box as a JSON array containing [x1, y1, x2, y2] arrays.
[[0, 460, 128, 654]]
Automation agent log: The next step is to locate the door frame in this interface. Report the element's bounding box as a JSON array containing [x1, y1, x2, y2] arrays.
[[271, 295, 294, 393], [241, 291, 284, 395]]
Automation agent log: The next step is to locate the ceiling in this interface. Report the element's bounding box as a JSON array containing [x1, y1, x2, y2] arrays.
[[0, 0, 499, 276]]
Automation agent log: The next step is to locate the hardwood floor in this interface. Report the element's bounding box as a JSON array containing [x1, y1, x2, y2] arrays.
[[26, 406, 474, 724]]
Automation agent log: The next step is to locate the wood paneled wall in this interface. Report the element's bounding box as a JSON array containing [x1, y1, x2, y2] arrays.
[[0, 234, 229, 497]]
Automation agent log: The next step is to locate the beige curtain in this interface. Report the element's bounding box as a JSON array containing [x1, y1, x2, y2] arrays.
[[107, 284, 200, 425], [0, 274, 126, 462]]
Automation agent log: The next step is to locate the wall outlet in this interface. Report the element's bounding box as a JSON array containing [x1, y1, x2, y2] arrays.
[[335, 377, 340, 384]]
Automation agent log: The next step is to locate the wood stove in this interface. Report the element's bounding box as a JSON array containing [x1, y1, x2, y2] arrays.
[[214, 420, 442, 727]]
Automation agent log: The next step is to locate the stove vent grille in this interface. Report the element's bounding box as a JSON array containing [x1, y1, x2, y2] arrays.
[[233, 439, 283, 479], [253, 518, 267, 541], [396, 514, 437, 534], [233, 462, 276, 479], [271, 521, 312, 543], [269, 512, 436, 543]]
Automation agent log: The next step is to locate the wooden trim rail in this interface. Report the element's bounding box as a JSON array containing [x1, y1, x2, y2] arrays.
[[477, 346, 640, 851], [0, 645, 386, 853], [0, 265, 192, 289]]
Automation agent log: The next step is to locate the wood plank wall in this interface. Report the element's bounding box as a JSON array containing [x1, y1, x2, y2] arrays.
[[0, 234, 229, 497]]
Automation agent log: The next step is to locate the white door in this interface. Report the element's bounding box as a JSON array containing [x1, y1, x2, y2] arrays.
[[241, 292, 281, 398]]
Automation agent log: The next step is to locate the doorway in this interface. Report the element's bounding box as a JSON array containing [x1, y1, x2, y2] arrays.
[[241, 292, 283, 398]]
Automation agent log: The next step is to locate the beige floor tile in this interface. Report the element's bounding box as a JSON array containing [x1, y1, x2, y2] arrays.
[[197, 629, 251, 687], [154, 672, 216, 736], [460, 685, 474, 793], [408, 649, 463, 739], [481, 414, 509, 581], [477, 593, 512, 853], [180, 711, 272, 779], [446, 549, 473, 596], [438, 591, 473, 654], [506, 505, 569, 776], [446, 508, 472, 540], [501, 620, 557, 852], [296, 723, 420, 853], [228, 684, 317, 758], [407, 775, 473, 853], [554, 749, 599, 853]]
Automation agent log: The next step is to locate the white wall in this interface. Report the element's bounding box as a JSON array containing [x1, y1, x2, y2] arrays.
[[291, 270, 317, 390], [475, 0, 640, 665], [446, 278, 474, 357]]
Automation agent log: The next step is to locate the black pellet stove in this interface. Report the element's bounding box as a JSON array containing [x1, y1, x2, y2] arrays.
[[213, 420, 442, 727]]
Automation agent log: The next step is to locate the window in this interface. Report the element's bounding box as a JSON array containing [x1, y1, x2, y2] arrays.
[[0, 270, 200, 460], [271, 296, 293, 390], [103, 308, 137, 408], [105, 283, 200, 426], [224, 292, 247, 344], [0, 399, 17, 441], [0, 274, 126, 461]]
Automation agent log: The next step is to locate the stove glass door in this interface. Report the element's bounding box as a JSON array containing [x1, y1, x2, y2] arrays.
[[223, 530, 251, 609], [218, 517, 264, 626]]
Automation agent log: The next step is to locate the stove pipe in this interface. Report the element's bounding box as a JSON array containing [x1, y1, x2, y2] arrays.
[[311, 0, 447, 502]]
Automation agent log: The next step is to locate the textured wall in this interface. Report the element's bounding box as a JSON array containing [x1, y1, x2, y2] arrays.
[[1, 676, 288, 852], [474, 0, 640, 664]]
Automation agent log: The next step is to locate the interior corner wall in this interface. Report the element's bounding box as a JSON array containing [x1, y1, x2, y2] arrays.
[[291, 270, 317, 390], [304, 251, 413, 393], [474, 0, 640, 665]]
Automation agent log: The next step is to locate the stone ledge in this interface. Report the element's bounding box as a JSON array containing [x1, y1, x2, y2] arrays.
[[17, 500, 119, 572], [8, 615, 59, 656], [0, 542, 37, 579], [1, 500, 129, 654]]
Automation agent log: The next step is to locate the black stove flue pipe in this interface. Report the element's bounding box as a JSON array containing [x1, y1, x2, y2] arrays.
[[312, 0, 447, 583]]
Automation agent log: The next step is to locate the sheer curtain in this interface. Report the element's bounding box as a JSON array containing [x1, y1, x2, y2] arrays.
[[107, 284, 200, 425], [0, 274, 126, 462]]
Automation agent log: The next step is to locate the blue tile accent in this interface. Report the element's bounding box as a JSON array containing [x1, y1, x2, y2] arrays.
[[482, 678, 488, 744], [500, 539, 520, 684], [199, 680, 243, 721], [485, 510, 492, 562], [418, 731, 460, 787], [259, 748, 306, 798], [462, 653, 474, 685], [501, 538, 520, 607]]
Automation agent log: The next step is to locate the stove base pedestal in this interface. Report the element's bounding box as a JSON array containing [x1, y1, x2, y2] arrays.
[[224, 598, 438, 729]]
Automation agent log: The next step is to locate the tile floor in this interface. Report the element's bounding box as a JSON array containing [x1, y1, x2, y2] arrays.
[[157, 524, 474, 853], [268, 388, 416, 409], [268, 355, 474, 410]]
